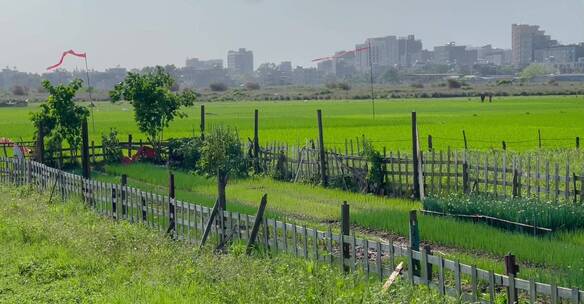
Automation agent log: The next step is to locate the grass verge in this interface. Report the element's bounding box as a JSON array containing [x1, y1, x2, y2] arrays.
[[0, 185, 458, 303]]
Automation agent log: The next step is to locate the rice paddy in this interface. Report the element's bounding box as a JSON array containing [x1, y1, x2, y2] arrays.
[[1, 95, 583, 151]]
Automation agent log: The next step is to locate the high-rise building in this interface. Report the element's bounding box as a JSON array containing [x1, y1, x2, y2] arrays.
[[512, 24, 558, 67], [398, 35, 423, 67], [227, 48, 254, 75], [355, 36, 400, 72]]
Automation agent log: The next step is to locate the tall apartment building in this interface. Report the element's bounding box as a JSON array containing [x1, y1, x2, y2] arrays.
[[227, 48, 254, 75], [512, 24, 557, 67], [355, 36, 400, 72], [398, 35, 423, 67]]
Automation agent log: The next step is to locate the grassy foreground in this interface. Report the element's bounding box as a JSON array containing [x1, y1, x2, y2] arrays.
[[0, 186, 457, 303], [1, 96, 583, 151], [96, 163, 584, 288]]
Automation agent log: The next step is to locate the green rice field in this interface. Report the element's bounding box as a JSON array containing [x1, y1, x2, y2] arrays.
[[1, 95, 583, 151]]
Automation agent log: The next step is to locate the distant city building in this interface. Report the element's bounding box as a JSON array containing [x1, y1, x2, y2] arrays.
[[317, 59, 334, 75], [227, 48, 254, 75], [534, 44, 584, 63], [277, 61, 293, 85], [475, 45, 512, 66], [355, 36, 400, 72], [512, 24, 558, 67], [433, 42, 477, 66], [293, 66, 322, 86], [398, 35, 423, 67], [185, 58, 223, 70]]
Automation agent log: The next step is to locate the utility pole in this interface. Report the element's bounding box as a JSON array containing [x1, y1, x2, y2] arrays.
[[368, 39, 375, 119]]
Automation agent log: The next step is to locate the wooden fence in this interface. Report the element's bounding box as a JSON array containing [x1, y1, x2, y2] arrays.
[[4, 134, 583, 204], [1, 157, 582, 303], [258, 141, 584, 203]]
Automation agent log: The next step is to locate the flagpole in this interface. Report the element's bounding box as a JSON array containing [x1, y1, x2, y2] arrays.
[[84, 56, 96, 132], [368, 40, 375, 119]]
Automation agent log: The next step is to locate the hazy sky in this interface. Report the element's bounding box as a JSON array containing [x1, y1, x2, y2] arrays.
[[1, 0, 583, 73]]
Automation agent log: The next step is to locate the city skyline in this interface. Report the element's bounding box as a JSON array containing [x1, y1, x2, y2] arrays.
[[1, 0, 583, 73]]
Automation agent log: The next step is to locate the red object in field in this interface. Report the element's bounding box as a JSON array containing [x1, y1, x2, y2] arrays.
[[121, 156, 133, 165], [133, 146, 157, 161], [0, 137, 14, 146]]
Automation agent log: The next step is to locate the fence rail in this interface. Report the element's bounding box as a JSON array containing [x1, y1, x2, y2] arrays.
[[1, 157, 582, 303], [258, 141, 584, 204]]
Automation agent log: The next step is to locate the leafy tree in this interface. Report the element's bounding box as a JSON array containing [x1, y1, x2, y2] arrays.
[[198, 127, 248, 210], [110, 66, 196, 155], [520, 64, 554, 80], [12, 85, 27, 96], [31, 79, 89, 163], [380, 67, 400, 83]]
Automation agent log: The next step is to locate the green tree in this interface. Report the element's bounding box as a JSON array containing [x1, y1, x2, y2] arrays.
[[198, 127, 248, 210], [109, 66, 196, 155], [519, 64, 554, 80], [31, 79, 89, 163]]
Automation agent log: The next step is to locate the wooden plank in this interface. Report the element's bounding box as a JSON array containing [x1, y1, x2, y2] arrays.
[[382, 262, 404, 292]]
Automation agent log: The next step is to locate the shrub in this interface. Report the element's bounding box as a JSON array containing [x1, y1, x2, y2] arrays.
[[167, 137, 202, 170], [12, 85, 27, 96], [361, 142, 385, 194], [447, 79, 462, 89], [101, 129, 123, 163], [337, 82, 351, 91], [244, 82, 260, 90], [210, 82, 228, 92]]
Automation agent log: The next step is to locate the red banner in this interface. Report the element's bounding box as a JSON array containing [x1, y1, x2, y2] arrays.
[[47, 50, 87, 70]]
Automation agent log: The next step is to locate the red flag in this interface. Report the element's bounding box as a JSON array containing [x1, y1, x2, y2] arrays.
[[47, 49, 87, 70], [312, 46, 369, 63]]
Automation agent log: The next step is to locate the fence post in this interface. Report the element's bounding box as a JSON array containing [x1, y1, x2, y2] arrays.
[[409, 210, 421, 276], [121, 174, 127, 217], [254, 109, 260, 173], [504, 253, 520, 304], [538, 129, 542, 149], [577, 137, 580, 150], [463, 130, 468, 150], [412, 112, 421, 200], [128, 134, 133, 157], [200, 105, 205, 140], [463, 153, 470, 194], [167, 173, 176, 237], [317, 110, 328, 187], [427, 134, 433, 152], [111, 185, 117, 220], [91, 140, 95, 164], [424, 244, 433, 282], [81, 118, 90, 180], [512, 169, 519, 198], [502, 141, 507, 151], [341, 201, 350, 272], [246, 194, 268, 255], [35, 128, 44, 163]]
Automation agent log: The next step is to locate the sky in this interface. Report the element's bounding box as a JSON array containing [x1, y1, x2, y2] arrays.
[[1, 0, 583, 73]]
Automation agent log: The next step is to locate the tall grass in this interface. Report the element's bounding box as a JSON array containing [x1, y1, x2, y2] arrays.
[[0, 186, 458, 304]]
